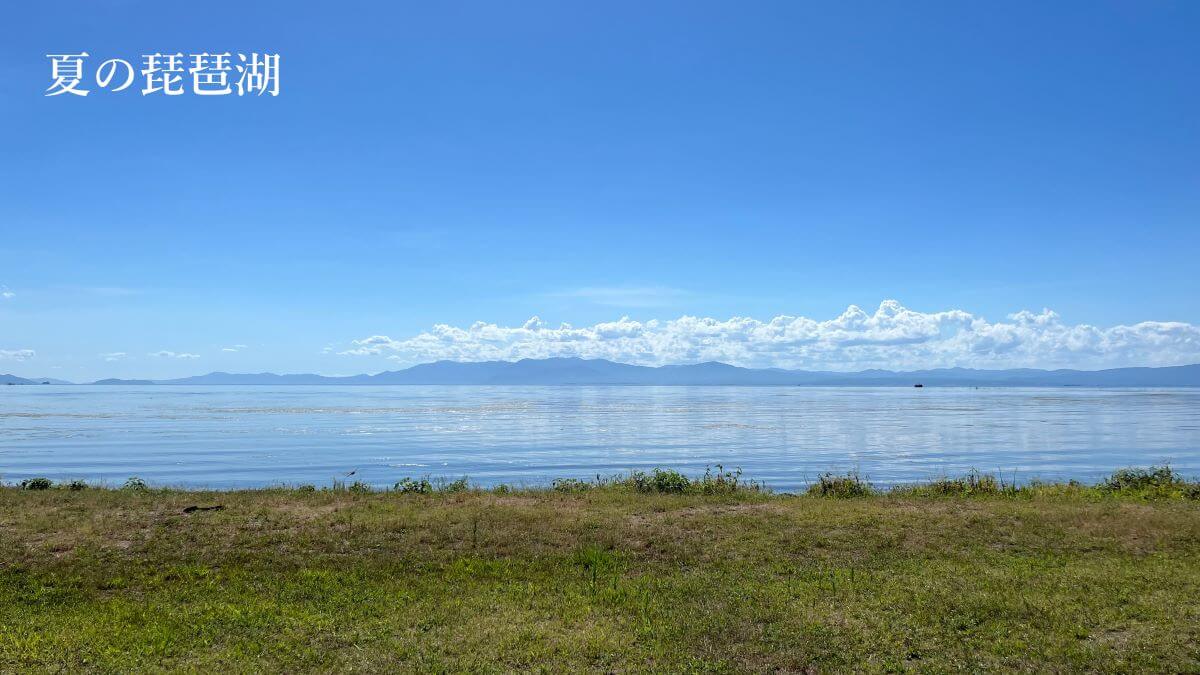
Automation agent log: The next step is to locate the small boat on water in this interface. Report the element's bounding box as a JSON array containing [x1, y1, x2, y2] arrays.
[[913, 383, 924, 388]]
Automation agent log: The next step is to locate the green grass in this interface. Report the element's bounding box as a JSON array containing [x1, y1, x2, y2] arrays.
[[2, 468, 1199, 672]]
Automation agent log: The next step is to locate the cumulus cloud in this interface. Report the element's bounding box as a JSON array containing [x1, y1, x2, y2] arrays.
[[102, 352, 127, 362], [149, 350, 200, 359], [0, 348, 35, 361], [341, 300, 1200, 370]]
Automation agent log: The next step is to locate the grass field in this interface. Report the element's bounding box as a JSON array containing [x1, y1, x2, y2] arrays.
[[2, 469, 1199, 672]]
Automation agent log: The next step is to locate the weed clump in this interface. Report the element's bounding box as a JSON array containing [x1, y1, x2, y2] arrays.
[[565, 466, 763, 495], [807, 472, 873, 498], [20, 477, 53, 491], [121, 477, 148, 492], [439, 477, 471, 494], [552, 478, 592, 493], [573, 544, 623, 592], [392, 475, 475, 494], [1100, 466, 1195, 498], [1102, 466, 1179, 492], [901, 471, 1014, 497], [625, 469, 691, 494], [694, 465, 764, 495], [348, 480, 372, 494], [394, 477, 433, 494], [67, 479, 88, 491]]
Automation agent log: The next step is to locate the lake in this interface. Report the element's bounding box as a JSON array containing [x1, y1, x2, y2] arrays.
[[1, 385, 1198, 492]]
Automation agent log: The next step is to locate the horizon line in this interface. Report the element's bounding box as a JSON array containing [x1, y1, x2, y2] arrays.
[[6, 357, 1200, 385]]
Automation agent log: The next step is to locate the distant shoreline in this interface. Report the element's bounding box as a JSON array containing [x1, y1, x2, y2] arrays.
[[5, 357, 1200, 387], [7, 382, 1200, 388]]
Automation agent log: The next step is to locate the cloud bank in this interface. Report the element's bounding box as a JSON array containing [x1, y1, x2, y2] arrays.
[[343, 300, 1200, 371], [149, 350, 200, 360], [0, 348, 35, 361]]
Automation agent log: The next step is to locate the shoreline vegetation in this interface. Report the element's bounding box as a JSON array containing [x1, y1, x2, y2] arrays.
[[3, 467, 1200, 671], [9, 464, 1200, 499]]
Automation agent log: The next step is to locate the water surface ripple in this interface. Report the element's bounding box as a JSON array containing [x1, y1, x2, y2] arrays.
[[2, 385, 1198, 491]]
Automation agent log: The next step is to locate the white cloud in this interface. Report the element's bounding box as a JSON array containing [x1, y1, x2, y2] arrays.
[[0, 286, 14, 300], [102, 352, 127, 362], [341, 300, 1200, 370], [0, 348, 35, 361], [222, 344, 249, 352], [149, 350, 200, 360]]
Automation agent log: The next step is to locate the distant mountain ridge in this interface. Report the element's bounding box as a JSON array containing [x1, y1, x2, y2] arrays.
[[1, 374, 71, 385], [79, 358, 1200, 387], [1, 374, 36, 385]]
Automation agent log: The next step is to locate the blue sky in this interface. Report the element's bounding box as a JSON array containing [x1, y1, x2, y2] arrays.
[[1, 0, 1198, 380]]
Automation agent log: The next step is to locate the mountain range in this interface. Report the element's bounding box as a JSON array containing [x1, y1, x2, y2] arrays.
[[0, 375, 73, 385], [4, 358, 1196, 387]]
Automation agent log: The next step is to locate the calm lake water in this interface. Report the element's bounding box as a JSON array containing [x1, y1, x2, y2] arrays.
[[2, 385, 1198, 491]]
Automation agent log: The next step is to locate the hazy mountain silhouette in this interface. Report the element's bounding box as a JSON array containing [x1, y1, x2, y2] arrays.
[[0, 374, 74, 385], [3, 375, 75, 384], [162, 371, 351, 385], [1, 373, 36, 385], [78, 358, 1200, 386]]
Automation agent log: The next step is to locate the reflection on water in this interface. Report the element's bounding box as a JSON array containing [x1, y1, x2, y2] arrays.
[[1, 385, 1198, 491]]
